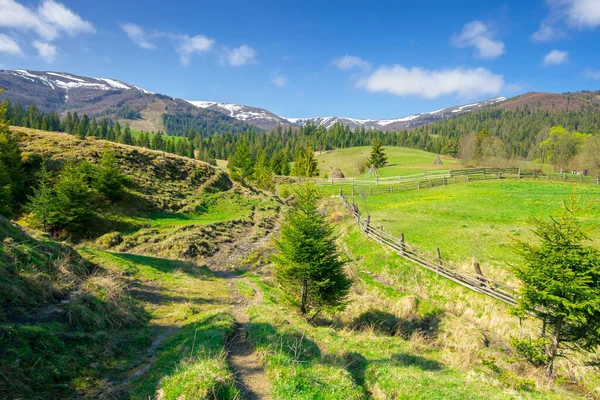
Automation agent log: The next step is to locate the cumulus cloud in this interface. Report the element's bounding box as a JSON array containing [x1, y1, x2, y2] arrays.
[[37, 0, 94, 37], [533, 0, 600, 42], [453, 21, 504, 59], [224, 44, 256, 66], [583, 69, 600, 79], [531, 21, 565, 42], [543, 49, 568, 66], [121, 23, 154, 49], [271, 73, 287, 87], [0, 0, 94, 41], [176, 34, 214, 66], [333, 55, 370, 70], [356, 65, 504, 99], [32, 40, 56, 62], [0, 33, 22, 55]]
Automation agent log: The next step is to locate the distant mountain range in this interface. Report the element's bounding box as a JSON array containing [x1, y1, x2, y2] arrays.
[[2, 68, 595, 136]]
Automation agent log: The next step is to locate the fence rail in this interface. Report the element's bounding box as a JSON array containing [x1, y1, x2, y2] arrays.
[[275, 167, 600, 190], [340, 193, 519, 305]]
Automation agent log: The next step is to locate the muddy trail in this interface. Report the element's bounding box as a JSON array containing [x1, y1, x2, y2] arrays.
[[206, 221, 274, 399]]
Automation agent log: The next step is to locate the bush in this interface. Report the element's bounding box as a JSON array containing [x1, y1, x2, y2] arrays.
[[511, 337, 549, 367]]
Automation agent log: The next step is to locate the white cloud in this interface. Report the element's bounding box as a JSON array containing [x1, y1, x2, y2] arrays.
[[533, 0, 600, 42], [271, 73, 287, 87], [121, 23, 154, 49], [37, 0, 94, 37], [584, 69, 600, 79], [357, 65, 504, 99], [453, 21, 504, 59], [0, 0, 94, 41], [32, 40, 56, 62], [543, 49, 568, 66], [0, 33, 22, 55], [224, 44, 256, 66], [176, 34, 214, 66], [531, 21, 565, 42], [564, 0, 600, 29], [333, 55, 370, 70]]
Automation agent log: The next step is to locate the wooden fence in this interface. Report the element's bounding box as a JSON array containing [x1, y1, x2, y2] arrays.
[[275, 168, 600, 193], [339, 193, 519, 305]]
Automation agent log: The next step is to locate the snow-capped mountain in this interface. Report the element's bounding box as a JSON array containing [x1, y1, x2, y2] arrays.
[[285, 97, 507, 131], [185, 100, 291, 131], [185, 97, 507, 131], [1, 68, 509, 135], [3, 69, 154, 96]]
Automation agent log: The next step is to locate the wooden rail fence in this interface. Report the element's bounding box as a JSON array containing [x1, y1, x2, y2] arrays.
[[339, 193, 519, 305]]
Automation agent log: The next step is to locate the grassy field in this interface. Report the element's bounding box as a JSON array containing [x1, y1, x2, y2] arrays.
[[356, 180, 600, 284], [315, 146, 459, 178]]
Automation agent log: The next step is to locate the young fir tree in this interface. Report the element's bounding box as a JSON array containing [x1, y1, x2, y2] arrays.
[[0, 91, 26, 210], [27, 162, 55, 231], [513, 194, 600, 377], [253, 151, 273, 189], [94, 149, 126, 202], [291, 147, 319, 178], [0, 164, 12, 217], [366, 139, 388, 169], [273, 182, 352, 319], [50, 161, 93, 234], [228, 139, 254, 183]]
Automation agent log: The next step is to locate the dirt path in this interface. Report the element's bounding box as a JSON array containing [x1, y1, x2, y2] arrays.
[[205, 223, 273, 400]]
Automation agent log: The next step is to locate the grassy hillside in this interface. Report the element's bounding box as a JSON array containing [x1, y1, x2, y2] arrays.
[[315, 146, 459, 178], [359, 180, 600, 284], [1, 127, 279, 398], [3, 127, 598, 399]]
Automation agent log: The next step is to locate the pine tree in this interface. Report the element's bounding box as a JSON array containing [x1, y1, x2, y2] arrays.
[[26, 162, 55, 231], [0, 162, 12, 217], [94, 149, 126, 202], [228, 139, 254, 183], [273, 182, 352, 318], [291, 147, 319, 178], [253, 152, 273, 189], [513, 194, 600, 377], [49, 161, 93, 234], [366, 139, 387, 169], [0, 90, 25, 210]]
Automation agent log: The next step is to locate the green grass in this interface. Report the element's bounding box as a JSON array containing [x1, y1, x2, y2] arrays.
[[315, 146, 459, 178], [236, 280, 256, 298], [360, 180, 600, 282], [241, 269, 574, 400], [130, 129, 186, 142]]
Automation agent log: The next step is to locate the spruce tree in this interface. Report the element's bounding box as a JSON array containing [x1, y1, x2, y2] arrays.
[[27, 162, 55, 231], [228, 139, 254, 183], [291, 147, 319, 178], [253, 152, 273, 189], [366, 140, 387, 169], [94, 149, 126, 202], [50, 161, 93, 234], [273, 182, 352, 318], [0, 90, 25, 210], [0, 162, 12, 217], [513, 194, 600, 377]]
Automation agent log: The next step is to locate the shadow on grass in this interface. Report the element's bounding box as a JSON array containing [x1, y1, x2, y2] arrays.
[[109, 252, 211, 277], [351, 309, 442, 339]]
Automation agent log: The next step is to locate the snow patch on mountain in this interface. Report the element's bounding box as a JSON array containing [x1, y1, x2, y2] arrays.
[[2, 70, 154, 95]]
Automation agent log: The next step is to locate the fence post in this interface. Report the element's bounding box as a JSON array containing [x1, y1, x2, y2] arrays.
[[517, 169, 521, 179], [580, 174, 583, 182], [376, 177, 379, 185], [352, 186, 355, 197], [424, 170, 427, 179], [450, 169, 453, 177], [417, 181, 421, 190], [400, 233, 405, 255], [389, 186, 393, 193], [497, 172, 501, 180], [474, 261, 485, 287], [533, 172, 535, 179], [436, 248, 442, 266], [443, 177, 446, 185], [597, 177, 599, 185], [339, 188, 343, 197], [467, 173, 470, 182]]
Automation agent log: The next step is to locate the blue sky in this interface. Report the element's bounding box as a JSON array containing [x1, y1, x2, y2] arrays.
[[0, 0, 599, 119]]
